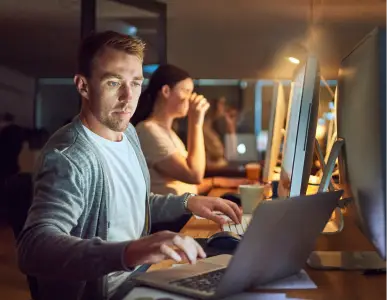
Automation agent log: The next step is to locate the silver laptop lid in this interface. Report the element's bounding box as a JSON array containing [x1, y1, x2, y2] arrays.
[[214, 190, 342, 298], [133, 191, 342, 299]]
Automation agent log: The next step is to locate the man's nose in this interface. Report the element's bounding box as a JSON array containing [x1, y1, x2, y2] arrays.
[[119, 84, 133, 102]]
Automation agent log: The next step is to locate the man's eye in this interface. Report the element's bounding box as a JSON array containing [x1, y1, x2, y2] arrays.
[[132, 81, 142, 87], [107, 81, 120, 87]]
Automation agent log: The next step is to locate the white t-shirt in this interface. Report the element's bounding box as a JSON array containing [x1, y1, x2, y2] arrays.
[[83, 126, 146, 297], [135, 120, 198, 196]]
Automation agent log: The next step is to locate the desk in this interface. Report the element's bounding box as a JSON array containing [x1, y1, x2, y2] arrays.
[[205, 163, 246, 178], [150, 187, 386, 300]]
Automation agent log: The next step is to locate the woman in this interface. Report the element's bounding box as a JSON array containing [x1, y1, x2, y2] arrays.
[[132, 64, 210, 196], [132, 65, 249, 196]]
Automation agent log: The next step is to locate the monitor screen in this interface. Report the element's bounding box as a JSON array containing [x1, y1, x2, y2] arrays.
[[337, 27, 386, 260], [257, 130, 268, 152]]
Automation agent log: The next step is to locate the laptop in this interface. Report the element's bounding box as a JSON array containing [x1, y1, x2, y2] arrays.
[[133, 190, 343, 299]]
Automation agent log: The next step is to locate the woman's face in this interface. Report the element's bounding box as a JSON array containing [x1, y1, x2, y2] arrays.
[[165, 78, 194, 118]]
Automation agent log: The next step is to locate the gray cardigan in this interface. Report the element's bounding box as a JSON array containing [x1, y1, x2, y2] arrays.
[[17, 116, 190, 300]]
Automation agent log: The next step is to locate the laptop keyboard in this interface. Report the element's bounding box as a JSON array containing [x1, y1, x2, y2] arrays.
[[170, 268, 226, 293], [222, 214, 252, 235]]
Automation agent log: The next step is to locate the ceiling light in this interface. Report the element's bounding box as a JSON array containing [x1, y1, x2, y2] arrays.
[[288, 57, 300, 64]]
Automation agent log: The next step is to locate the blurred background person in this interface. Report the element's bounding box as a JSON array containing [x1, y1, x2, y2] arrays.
[[203, 97, 239, 168]]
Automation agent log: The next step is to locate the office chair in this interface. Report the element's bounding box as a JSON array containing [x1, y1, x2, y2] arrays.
[[4, 172, 39, 300]]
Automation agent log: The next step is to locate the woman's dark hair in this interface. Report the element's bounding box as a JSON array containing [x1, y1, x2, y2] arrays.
[[131, 64, 191, 126]]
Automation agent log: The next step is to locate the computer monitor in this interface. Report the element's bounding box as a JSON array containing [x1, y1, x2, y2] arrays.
[[308, 27, 386, 270], [262, 82, 286, 183], [256, 130, 268, 153], [224, 133, 258, 163], [324, 94, 338, 164], [278, 56, 320, 198]]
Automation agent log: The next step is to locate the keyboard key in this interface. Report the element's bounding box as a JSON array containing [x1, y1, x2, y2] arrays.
[[170, 269, 226, 293], [222, 214, 252, 235]]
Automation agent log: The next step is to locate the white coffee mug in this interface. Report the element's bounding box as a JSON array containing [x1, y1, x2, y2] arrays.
[[239, 184, 265, 214]]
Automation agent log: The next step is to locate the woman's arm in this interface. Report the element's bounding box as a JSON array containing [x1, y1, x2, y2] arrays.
[[154, 94, 210, 184], [197, 178, 213, 194]]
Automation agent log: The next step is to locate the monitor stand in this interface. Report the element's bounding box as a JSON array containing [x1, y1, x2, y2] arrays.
[[316, 138, 345, 193], [308, 251, 386, 272], [314, 138, 346, 234], [309, 138, 386, 272]]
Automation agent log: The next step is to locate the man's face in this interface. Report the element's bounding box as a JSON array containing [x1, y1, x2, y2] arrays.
[[83, 47, 143, 132]]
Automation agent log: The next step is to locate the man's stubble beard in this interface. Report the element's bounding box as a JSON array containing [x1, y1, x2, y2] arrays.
[[102, 114, 130, 132]]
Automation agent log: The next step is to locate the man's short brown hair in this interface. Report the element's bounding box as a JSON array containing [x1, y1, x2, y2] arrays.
[[78, 30, 145, 77]]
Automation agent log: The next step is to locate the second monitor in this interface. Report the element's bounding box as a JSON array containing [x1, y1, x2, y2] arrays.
[[278, 55, 320, 198], [262, 82, 287, 183]]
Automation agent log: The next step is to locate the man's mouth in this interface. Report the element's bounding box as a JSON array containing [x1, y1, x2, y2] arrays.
[[113, 110, 132, 117]]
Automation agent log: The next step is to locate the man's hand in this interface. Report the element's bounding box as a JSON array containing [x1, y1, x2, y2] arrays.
[[187, 196, 242, 225], [124, 231, 206, 268]]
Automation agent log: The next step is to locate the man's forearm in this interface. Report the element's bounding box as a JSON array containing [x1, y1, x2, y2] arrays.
[[17, 224, 130, 281], [149, 193, 191, 224]]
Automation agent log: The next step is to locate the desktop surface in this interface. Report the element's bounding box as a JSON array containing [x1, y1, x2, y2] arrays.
[[205, 162, 246, 178], [148, 185, 386, 300]]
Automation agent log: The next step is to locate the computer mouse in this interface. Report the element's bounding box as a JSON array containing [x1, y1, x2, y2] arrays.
[[220, 192, 241, 206], [206, 231, 242, 251]]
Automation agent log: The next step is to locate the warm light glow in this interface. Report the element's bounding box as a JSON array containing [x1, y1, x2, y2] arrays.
[[309, 175, 321, 185], [288, 57, 300, 64], [315, 123, 327, 141]]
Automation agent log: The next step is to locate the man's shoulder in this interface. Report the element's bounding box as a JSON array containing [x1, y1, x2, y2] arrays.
[[125, 122, 141, 141], [126, 122, 137, 134], [40, 123, 97, 169]]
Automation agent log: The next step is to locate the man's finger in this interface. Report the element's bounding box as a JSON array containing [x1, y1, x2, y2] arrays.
[[222, 199, 243, 222], [213, 200, 240, 224], [160, 243, 182, 262], [175, 250, 189, 261], [205, 213, 227, 225], [195, 241, 207, 259], [172, 235, 197, 264], [206, 214, 227, 225]]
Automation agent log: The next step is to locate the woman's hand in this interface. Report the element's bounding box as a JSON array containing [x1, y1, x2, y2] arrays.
[[188, 93, 210, 125]]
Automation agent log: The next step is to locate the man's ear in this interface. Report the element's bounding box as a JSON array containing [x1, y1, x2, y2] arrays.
[[160, 84, 171, 98], [74, 75, 89, 99]]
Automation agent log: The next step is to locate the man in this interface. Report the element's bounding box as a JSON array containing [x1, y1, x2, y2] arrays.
[[17, 31, 242, 300]]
